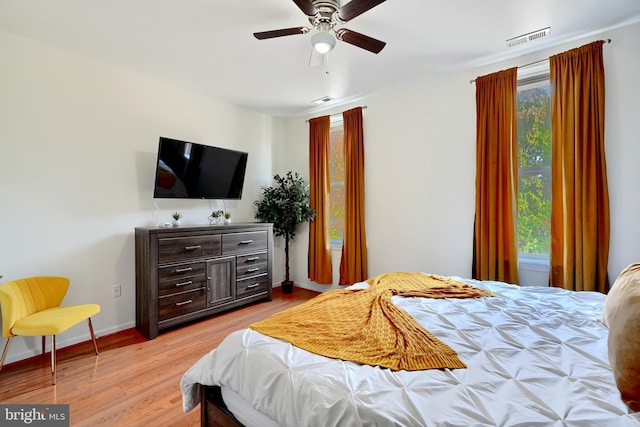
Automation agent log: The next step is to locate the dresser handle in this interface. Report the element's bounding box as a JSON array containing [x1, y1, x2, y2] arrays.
[[184, 245, 202, 250], [246, 268, 260, 273], [175, 300, 192, 306], [175, 267, 193, 273], [239, 240, 253, 245], [176, 280, 193, 287], [246, 257, 260, 262], [247, 283, 260, 289]]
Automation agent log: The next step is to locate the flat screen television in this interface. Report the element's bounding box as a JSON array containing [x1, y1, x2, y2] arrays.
[[153, 137, 248, 199]]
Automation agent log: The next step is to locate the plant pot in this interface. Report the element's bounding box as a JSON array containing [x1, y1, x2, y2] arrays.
[[281, 280, 294, 294], [172, 219, 181, 227]]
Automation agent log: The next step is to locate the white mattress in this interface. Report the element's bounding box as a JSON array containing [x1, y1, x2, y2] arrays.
[[221, 386, 280, 427], [181, 276, 640, 426]]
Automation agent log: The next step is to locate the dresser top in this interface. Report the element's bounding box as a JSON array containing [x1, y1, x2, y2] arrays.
[[135, 223, 273, 236]]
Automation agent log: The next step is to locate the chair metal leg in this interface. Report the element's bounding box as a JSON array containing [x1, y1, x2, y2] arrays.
[[51, 335, 56, 385], [0, 336, 14, 372], [88, 318, 99, 355], [46, 319, 97, 385]]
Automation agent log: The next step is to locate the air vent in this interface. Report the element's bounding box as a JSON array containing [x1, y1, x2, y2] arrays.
[[506, 27, 551, 48], [312, 96, 334, 105]]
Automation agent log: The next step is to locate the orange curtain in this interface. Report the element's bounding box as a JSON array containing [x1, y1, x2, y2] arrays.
[[308, 116, 333, 284], [473, 68, 519, 284], [549, 41, 609, 292], [339, 107, 368, 285]]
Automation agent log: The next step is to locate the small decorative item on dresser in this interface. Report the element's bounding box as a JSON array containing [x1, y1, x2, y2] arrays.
[[208, 210, 224, 225], [172, 211, 182, 227], [224, 211, 232, 224]]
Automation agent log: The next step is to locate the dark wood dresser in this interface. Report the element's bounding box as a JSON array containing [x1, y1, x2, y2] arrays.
[[135, 223, 273, 339]]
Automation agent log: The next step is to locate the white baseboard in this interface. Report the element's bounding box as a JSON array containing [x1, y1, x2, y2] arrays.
[[1, 321, 135, 366]]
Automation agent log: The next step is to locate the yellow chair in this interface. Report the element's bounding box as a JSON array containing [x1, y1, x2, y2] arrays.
[[0, 276, 100, 385]]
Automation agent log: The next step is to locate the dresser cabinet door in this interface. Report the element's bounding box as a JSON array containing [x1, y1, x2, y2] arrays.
[[206, 256, 236, 308]]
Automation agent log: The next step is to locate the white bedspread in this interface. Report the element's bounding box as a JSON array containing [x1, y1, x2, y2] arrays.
[[181, 277, 640, 426]]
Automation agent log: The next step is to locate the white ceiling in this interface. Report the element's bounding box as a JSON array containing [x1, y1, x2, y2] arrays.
[[1, 0, 640, 117]]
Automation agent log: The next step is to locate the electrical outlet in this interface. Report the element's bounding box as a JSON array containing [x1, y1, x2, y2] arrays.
[[112, 284, 122, 298]]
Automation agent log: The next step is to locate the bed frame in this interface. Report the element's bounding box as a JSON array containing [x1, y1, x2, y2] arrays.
[[200, 384, 244, 427]]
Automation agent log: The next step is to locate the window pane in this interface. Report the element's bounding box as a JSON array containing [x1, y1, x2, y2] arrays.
[[517, 81, 551, 256], [329, 181, 344, 243], [518, 173, 551, 254], [329, 121, 344, 245]]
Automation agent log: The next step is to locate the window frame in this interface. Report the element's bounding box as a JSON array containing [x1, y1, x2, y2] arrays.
[[516, 68, 551, 268], [329, 115, 344, 249]]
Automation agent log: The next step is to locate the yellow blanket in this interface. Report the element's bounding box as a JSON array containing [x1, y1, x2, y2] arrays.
[[250, 272, 492, 371]]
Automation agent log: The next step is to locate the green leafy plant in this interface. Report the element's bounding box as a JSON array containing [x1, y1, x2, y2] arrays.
[[254, 172, 315, 288], [516, 85, 551, 255], [210, 210, 224, 218], [224, 211, 231, 219], [172, 212, 181, 220]]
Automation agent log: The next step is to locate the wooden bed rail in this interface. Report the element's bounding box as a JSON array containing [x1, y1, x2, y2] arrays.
[[201, 385, 244, 427]]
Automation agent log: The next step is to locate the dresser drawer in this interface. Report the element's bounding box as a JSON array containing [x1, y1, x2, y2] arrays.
[[236, 251, 268, 279], [159, 275, 207, 297], [237, 262, 268, 280], [158, 235, 221, 263], [158, 261, 206, 282], [236, 274, 269, 298], [222, 231, 268, 255], [158, 289, 206, 321]]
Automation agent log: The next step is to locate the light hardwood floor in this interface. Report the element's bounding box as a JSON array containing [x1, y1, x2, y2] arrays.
[[0, 287, 319, 426]]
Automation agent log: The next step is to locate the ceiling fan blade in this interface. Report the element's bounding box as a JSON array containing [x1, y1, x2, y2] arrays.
[[254, 27, 309, 40], [292, 0, 317, 16], [336, 29, 386, 54], [337, 0, 387, 22]]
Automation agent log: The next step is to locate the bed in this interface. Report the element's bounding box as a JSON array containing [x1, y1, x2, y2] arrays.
[[181, 272, 640, 426]]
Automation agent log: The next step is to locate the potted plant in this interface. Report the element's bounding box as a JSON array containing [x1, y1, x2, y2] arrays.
[[254, 172, 315, 293], [208, 210, 224, 225], [172, 212, 182, 227], [224, 211, 232, 224]]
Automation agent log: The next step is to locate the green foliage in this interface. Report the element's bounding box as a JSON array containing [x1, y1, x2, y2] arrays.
[[172, 211, 181, 220], [518, 175, 551, 254], [517, 85, 551, 255], [254, 171, 316, 241], [210, 210, 224, 218], [329, 125, 345, 244]]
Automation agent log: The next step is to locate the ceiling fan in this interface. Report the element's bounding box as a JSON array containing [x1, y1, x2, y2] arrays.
[[254, 0, 388, 55]]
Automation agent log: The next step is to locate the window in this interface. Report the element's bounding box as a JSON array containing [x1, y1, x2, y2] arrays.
[[516, 73, 551, 259], [329, 116, 344, 246]]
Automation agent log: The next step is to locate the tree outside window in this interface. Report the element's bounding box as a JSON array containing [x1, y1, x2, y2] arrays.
[[329, 117, 344, 246], [517, 78, 551, 257]]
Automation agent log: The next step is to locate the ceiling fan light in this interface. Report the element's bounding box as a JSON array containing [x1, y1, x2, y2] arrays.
[[311, 31, 336, 54]]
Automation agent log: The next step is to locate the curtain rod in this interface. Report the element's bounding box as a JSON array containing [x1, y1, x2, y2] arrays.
[[469, 38, 611, 84], [306, 105, 367, 123]]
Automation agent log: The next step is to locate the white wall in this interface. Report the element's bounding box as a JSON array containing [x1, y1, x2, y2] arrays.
[[285, 22, 640, 292], [0, 30, 279, 364], [601, 23, 640, 281]]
